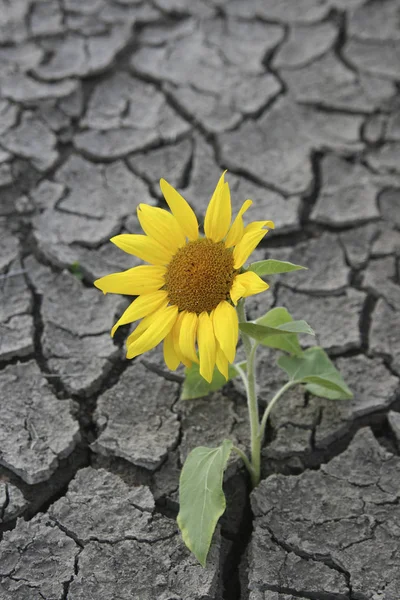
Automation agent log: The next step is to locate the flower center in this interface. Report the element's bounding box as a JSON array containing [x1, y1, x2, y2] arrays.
[[164, 238, 236, 314]]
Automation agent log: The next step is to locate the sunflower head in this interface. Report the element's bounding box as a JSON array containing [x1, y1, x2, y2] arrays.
[[165, 238, 235, 314], [94, 172, 274, 382]]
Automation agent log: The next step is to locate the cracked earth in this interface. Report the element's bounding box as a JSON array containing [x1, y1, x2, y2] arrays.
[[0, 0, 400, 598]]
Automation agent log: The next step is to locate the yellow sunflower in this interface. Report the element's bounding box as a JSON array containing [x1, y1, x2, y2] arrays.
[[94, 172, 274, 382]]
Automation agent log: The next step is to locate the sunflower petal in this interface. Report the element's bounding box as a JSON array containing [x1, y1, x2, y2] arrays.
[[230, 277, 246, 306], [111, 291, 168, 337], [213, 301, 238, 363], [126, 315, 151, 346], [94, 265, 166, 296], [204, 172, 232, 242], [197, 311, 216, 383], [230, 272, 269, 306], [126, 304, 178, 359], [172, 312, 192, 368], [179, 311, 199, 363], [163, 330, 180, 371], [160, 179, 199, 241], [233, 228, 269, 270], [243, 220, 275, 235], [225, 199, 253, 248], [137, 204, 186, 254], [126, 300, 172, 346], [215, 341, 229, 380], [172, 312, 184, 353], [111, 234, 173, 265]]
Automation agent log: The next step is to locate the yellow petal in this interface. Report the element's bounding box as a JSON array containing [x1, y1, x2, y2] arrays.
[[111, 234, 173, 265], [160, 179, 199, 241], [94, 265, 166, 295], [137, 204, 186, 254], [172, 312, 185, 354], [163, 330, 180, 371], [204, 172, 232, 242], [225, 199, 253, 248], [178, 311, 199, 364], [215, 341, 229, 380], [233, 228, 268, 270], [197, 311, 216, 383], [172, 313, 192, 369], [230, 277, 246, 306], [230, 272, 269, 305], [126, 304, 178, 359], [126, 300, 172, 347], [213, 301, 238, 363], [243, 220, 275, 235], [126, 315, 151, 346], [111, 291, 168, 337]]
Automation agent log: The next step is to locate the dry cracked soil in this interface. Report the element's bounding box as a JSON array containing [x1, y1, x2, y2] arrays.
[[1, 0, 400, 598]]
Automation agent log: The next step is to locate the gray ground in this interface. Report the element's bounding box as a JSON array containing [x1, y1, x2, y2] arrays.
[[1, 0, 400, 598]]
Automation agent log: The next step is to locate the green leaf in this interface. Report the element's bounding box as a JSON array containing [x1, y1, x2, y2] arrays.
[[239, 319, 315, 344], [69, 261, 84, 280], [255, 307, 302, 355], [305, 382, 348, 400], [276, 321, 315, 335], [277, 347, 353, 399], [247, 259, 306, 277], [177, 439, 233, 566], [180, 362, 243, 400]]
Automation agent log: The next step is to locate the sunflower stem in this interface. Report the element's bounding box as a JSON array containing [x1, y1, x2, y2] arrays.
[[237, 300, 252, 356], [259, 380, 296, 444], [247, 341, 261, 488], [232, 445, 254, 477], [236, 300, 261, 488]]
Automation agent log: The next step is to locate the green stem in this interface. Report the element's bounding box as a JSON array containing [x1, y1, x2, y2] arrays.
[[233, 363, 250, 397], [236, 300, 252, 356], [259, 380, 296, 443], [247, 342, 261, 488], [236, 300, 261, 488], [232, 445, 254, 477]]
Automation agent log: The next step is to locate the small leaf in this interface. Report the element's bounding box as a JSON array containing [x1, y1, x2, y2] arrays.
[[255, 307, 302, 355], [239, 319, 315, 343], [277, 347, 353, 399], [69, 261, 84, 280], [247, 259, 306, 277], [180, 363, 242, 400], [177, 439, 233, 566]]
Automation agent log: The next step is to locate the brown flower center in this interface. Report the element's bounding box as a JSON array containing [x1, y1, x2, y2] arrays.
[[164, 238, 236, 314]]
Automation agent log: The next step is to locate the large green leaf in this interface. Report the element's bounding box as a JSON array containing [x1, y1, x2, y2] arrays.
[[180, 362, 245, 400], [247, 259, 306, 277], [255, 307, 302, 355], [177, 440, 233, 566], [277, 347, 353, 399], [239, 319, 315, 343]]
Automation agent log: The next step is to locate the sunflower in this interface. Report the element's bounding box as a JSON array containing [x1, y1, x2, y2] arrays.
[[94, 172, 274, 382]]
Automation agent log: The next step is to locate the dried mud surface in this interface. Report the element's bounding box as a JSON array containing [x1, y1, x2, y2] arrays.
[[1, 0, 400, 598]]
